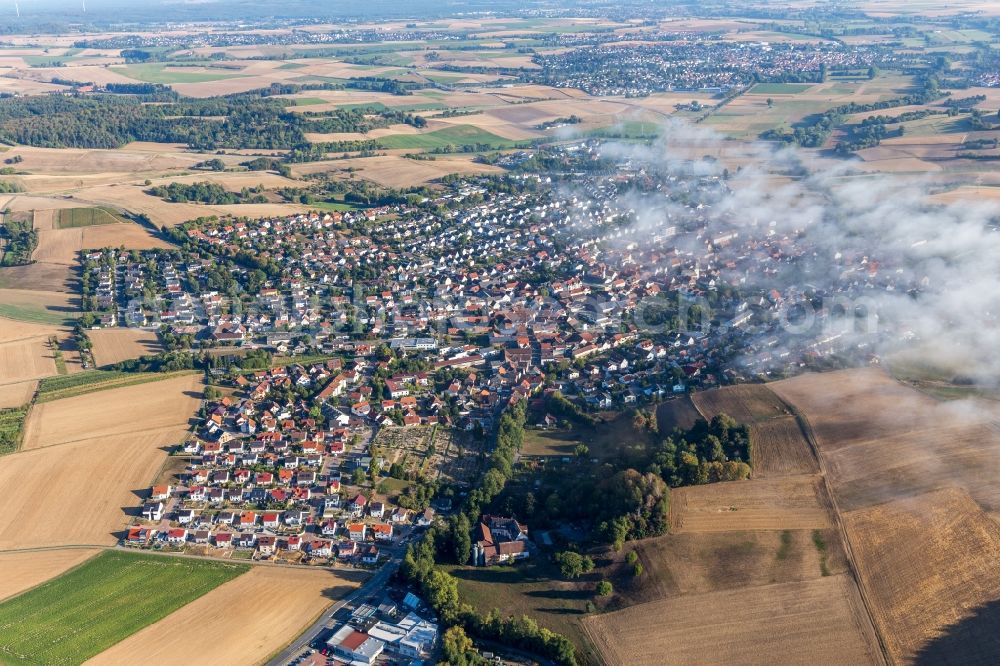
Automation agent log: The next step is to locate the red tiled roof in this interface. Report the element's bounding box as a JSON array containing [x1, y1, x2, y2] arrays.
[[339, 630, 369, 651]]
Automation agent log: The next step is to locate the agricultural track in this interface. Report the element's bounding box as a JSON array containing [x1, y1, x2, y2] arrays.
[[787, 403, 891, 666]]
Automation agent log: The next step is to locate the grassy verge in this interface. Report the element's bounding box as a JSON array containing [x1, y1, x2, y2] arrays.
[[49, 336, 68, 375], [0, 550, 247, 664], [36, 369, 199, 403]]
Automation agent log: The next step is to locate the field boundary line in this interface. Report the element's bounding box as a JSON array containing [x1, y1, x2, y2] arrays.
[[785, 402, 891, 666]]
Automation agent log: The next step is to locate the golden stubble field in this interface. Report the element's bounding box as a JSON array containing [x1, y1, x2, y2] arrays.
[[668, 474, 832, 533], [33, 222, 173, 265], [0, 549, 101, 601], [291, 154, 505, 187], [20, 373, 201, 450], [844, 488, 1000, 664], [89, 328, 163, 367], [86, 566, 366, 666], [0, 428, 181, 550], [584, 574, 882, 666], [768, 368, 1000, 662]]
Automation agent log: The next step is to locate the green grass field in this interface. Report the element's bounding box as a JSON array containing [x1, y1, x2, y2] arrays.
[[443, 561, 602, 665], [0, 406, 27, 456], [423, 73, 467, 84], [111, 63, 248, 84], [0, 550, 246, 665], [289, 97, 327, 106], [0, 303, 75, 326], [750, 82, 814, 95], [309, 200, 365, 212], [36, 369, 198, 403], [55, 207, 126, 229], [377, 124, 521, 150], [584, 120, 661, 140]]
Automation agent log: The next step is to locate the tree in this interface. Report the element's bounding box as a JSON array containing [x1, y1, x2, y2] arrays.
[[442, 626, 476, 666], [596, 580, 613, 596], [555, 551, 594, 579], [351, 467, 366, 486], [453, 513, 472, 565], [625, 551, 638, 565]]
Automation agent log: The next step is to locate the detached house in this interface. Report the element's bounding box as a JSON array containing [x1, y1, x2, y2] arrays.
[[142, 501, 164, 522]]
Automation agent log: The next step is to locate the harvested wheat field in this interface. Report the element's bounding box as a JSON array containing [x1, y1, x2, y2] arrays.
[[770, 368, 1000, 510], [34, 224, 172, 266], [0, 548, 100, 602], [585, 575, 881, 666], [0, 380, 36, 409], [0, 429, 178, 549], [669, 475, 831, 533], [750, 416, 819, 478], [690, 384, 790, 424], [89, 328, 163, 367], [20, 373, 201, 450], [823, 421, 1000, 511], [87, 566, 366, 666], [0, 316, 62, 343], [630, 528, 846, 602], [66, 183, 309, 227], [3, 145, 202, 175], [844, 488, 1000, 664], [0, 288, 78, 326], [291, 154, 504, 187], [768, 368, 980, 451], [0, 337, 57, 384]]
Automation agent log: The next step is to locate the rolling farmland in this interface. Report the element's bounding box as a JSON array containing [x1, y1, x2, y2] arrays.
[[0, 550, 246, 665], [88, 566, 366, 666], [668, 474, 832, 533], [584, 575, 881, 666], [21, 373, 200, 449], [689, 384, 790, 424], [0, 429, 181, 549], [88, 328, 163, 367], [749, 416, 819, 478], [0, 549, 101, 602], [844, 488, 1000, 663]]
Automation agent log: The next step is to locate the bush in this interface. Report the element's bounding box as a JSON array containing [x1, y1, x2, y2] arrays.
[[596, 580, 613, 596]]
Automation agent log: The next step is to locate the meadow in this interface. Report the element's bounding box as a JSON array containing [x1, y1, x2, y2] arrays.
[[54, 207, 127, 229], [0, 550, 247, 665]]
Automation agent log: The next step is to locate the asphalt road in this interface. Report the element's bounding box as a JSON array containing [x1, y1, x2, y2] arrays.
[[266, 559, 400, 666]]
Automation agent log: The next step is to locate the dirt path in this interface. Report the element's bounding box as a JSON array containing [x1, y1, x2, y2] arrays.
[[788, 403, 891, 666]]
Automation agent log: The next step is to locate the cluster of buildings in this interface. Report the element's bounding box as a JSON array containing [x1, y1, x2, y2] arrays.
[[90, 141, 895, 432], [325, 593, 439, 665], [125, 360, 442, 564], [530, 41, 905, 95]]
